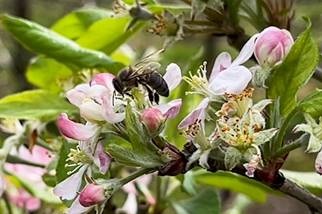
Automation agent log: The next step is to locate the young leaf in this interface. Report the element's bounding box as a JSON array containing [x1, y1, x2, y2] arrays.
[[1, 14, 119, 70], [194, 170, 277, 203], [106, 144, 164, 168], [26, 57, 72, 93], [267, 20, 319, 117], [0, 90, 76, 121], [299, 89, 322, 119], [76, 15, 144, 54], [52, 8, 113, 40], [172, 188, 220, 214]]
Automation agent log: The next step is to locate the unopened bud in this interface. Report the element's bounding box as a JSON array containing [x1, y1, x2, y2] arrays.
[[255, 26, 294, 67], [315, 150, 322, 175], [79, 184, 105, 207], [141, 108, 165, 135]]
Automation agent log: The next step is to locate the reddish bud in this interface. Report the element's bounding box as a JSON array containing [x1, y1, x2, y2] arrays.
[[79, 184, 105, 207], [141, 108, 165, 135]]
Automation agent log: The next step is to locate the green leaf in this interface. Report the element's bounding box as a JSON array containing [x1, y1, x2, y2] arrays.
[[224, 147, 242, 170], [172, 188, 220, 214], [0, 90, 76, 121], [106, 143, 163, 168], [56, 139, 75, 183], [76, 15, 144, 54], [267, 20, 319, 117], [26, 57, 72, 92], [281, 170, 322, 194], [51, 8, 113, 40], [1, 14, 118, 70], [299, 89, 322, 119], [194, 170, 277, 203]]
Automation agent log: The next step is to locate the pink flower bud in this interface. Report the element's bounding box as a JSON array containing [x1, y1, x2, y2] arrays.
[[79, 184, 105, 207], [141, 108, 165, 135], [315, 150, 322, 175], [255, 26, 294, 67]]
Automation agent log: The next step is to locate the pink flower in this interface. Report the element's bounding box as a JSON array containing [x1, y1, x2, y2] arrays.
[[243, 155, 261, 178], [9, 189, 41, 212], [79, 184, 106, 207], [154, 99, 182, 119], [141, 108, 165, 135], [66, 73, 125, 123], [57, 113, 98, 141], [208, 34, 258, 95], [255, 26, 294, 67]]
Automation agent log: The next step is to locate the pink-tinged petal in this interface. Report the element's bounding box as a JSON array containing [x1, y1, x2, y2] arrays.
[[178, 98, 209, 129], [209, 52, 232, 82], [94, 143, 111, 174], [102, 94, 125, 123], [68, 196, 92, 214], [231, 33, 259, 67], [53, 165, 87, 200], [66, 84, 91, 107], [79, 101, 105, 122], [119, 193, 138, 214], [155, 99, 182, 119], [9, 189, 41, 212], [5, 163, 45, 184], [0, 176, 5, 197], [57, 113, 98, 141], [91, 73, 115, 91], [14, 145, 52, 165], [79, 184, 105, 207], [163, 63, 182, 91], [209, 66, 252, 95]]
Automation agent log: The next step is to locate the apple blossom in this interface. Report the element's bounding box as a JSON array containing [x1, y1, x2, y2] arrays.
[[255, 26, 294, 67]]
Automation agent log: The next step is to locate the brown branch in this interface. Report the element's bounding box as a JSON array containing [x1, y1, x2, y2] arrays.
[[280, 178, 322, 213]]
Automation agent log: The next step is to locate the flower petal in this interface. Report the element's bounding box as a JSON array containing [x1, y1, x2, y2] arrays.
[[53, 165, 87, 200], [209, 66, 252, 95], [102, 94, 125, 123], [93, 143, 111, 174], [0, 176, 5, 197], [163, 63, 182, 91], [57, 113, 98, 141], [79, 101, 105, 122], [315, 150, 322, 175], [178, 98, 209, 129], [154, 99, 182, 119], [91, 73, 115, 91], [209, 52, 232, 82], [66, 84, 91, 107], [68, 196, 92, 214], [231, 33, 259, 67], [118, 193, 138, 214]]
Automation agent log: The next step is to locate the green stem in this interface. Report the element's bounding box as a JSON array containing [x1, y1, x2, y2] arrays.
[[119, 168, 156, 186], [6, 154, 45, 168], [272, 134, 308, 158]]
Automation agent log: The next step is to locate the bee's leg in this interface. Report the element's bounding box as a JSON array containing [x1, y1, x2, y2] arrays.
[[140, 81, 155, 104], [154, 93, 160, 104]]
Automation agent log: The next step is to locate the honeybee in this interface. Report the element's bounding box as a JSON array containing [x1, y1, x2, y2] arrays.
[[112, 51, 169, 104]]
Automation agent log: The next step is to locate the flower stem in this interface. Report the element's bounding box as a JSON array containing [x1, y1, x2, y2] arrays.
[[119, 168, 156, 186]]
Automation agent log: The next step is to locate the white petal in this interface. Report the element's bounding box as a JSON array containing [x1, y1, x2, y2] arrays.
[[163, 63, 182, 91], [178, 98, 209, 129], [209, 66, 252, 95], [53, 165, 87, 200], [0, 176, 5, 197], [154, 99, 182, 119], [118, 193, 138, 214], [209, 52, 232, 82], [79, 101, 105, 122], [68, 196, 92, 214], [231, 34, 259, 66], [102, 94, 125, 123], [66, 84, 91, 107]]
